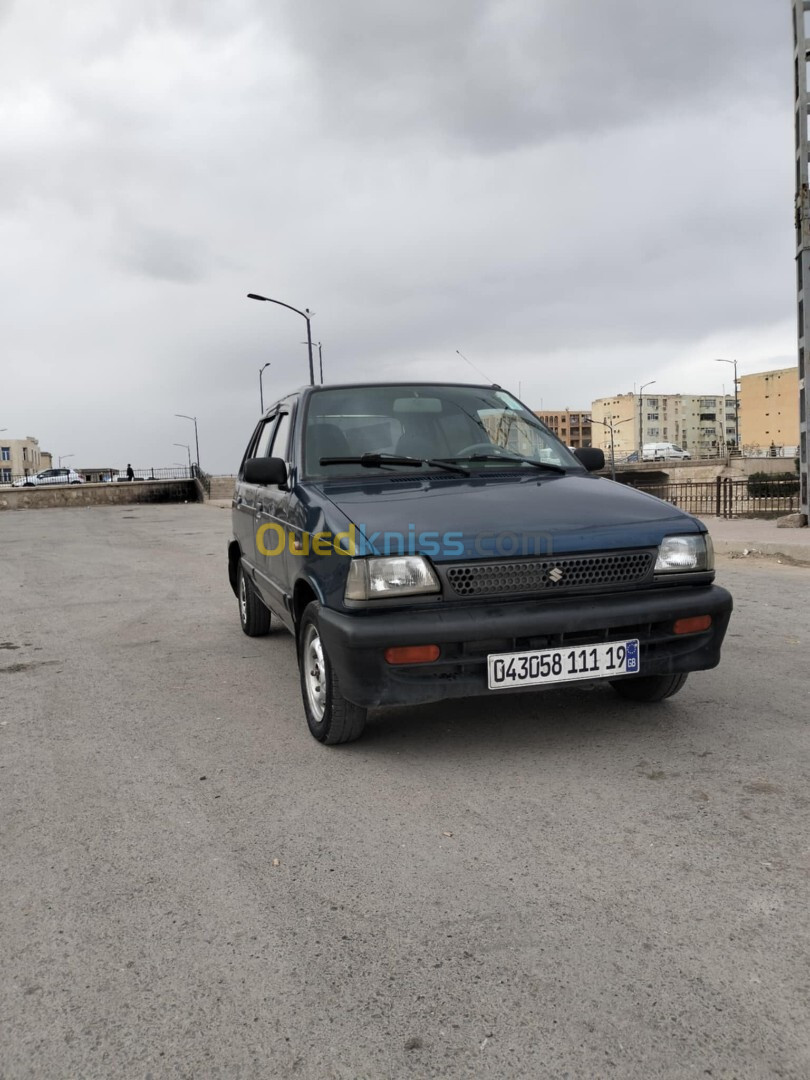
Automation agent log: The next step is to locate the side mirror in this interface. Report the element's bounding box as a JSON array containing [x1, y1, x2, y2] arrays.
[[574, 448, 605, 472], [243, 457, 288, 486]]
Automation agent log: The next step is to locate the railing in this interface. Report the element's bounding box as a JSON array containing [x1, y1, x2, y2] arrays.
[[192, 464, 212, 496], [0, 466, 194, 487], [626, 477, 800, 518]]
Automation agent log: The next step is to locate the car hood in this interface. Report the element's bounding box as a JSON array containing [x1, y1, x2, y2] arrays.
[[314, 472, 702, 561]]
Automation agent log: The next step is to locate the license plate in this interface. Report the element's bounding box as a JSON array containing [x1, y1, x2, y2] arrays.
[[487, 639, 640, 690]]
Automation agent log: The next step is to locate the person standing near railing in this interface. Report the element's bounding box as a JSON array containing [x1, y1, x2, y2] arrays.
[[126, 463, 134, 481]]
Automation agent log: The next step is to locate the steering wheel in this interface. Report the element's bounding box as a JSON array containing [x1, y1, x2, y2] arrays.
[[455, 443, 512, 457]]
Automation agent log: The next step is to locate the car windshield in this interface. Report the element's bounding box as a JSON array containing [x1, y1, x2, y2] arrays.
[[303, 385, 583, 477]]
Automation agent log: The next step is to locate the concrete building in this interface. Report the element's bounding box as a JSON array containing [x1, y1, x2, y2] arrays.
[[0, 436, 49, 483], [533, 410, 592, 448], [590, 394, 737, 458], [79, 467, 119, 483], [738, 366, 799, 453]]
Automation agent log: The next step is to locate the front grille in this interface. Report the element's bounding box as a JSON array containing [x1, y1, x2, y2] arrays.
[[445, 551, 654, 597]]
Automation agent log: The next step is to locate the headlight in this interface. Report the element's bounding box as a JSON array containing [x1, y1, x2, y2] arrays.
[[345, 556, 440, 600], [655, 534, 713, 573]]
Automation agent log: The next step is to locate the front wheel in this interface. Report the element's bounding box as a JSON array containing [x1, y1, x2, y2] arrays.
[[610, 672, 688, 702], [298, 602, 367, 744], [237, 562, 271, 637]]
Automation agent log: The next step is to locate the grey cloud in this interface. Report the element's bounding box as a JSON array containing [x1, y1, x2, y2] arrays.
[[0, 0, 798, 474], [116, 223, 211, 283], [281, 0, 787, 151]]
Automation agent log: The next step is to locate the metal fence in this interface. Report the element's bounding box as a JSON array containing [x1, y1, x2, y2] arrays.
[[626, 477, 800, 518], [0, 466, 194, 487], [192, 465, 211, 496]]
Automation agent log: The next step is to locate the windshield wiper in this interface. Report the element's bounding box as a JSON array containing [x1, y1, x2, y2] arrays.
[[320, 453, 470, 476], [448, 453, 567, 474]]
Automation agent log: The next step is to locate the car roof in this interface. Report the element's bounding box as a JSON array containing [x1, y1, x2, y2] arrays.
[[263, 381, 506, 415]]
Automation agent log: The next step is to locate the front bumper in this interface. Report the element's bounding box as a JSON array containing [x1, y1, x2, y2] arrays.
[[317, 585, 733, 708]]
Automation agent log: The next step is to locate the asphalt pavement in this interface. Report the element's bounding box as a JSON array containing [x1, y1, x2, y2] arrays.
[[1, 505, 808, 1079]]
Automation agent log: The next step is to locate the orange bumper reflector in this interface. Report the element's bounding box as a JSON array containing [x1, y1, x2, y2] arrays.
[[384, 645, 440, 665], [673, 615, 712, 635]]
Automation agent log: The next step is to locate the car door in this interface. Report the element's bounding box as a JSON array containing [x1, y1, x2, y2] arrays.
[[253, 411, 294, 620], [234, 417, 277, 582]]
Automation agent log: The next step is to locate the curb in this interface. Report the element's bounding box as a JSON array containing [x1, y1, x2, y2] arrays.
[[712, 539, 810, 567]]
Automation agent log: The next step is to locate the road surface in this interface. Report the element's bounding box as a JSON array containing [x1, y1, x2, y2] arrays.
[[1, 505, 808, 1078]]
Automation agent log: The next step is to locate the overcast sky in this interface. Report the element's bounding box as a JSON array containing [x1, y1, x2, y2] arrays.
[[0, 0, 797, 472]]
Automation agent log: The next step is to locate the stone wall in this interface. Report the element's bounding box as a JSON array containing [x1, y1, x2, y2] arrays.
[[0, 479, 198, 512], [612, 456, 799, 484], [209, 475, 236, 500]]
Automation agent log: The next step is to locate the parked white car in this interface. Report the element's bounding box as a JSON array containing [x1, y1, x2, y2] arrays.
[[642, 442, 691, 461], [12, 467, 84, 487]]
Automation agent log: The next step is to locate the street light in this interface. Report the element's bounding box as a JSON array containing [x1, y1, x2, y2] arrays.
[[637, 380, 656, 456], [259, 362, 271, 412], [247, 293, 315, 386], [174, 442, 192, 468], [714, 358, 739, 452], [58, 454, 74, 467], [175, 414, 200, 471], [591, 417, 633, 481], [302, 341, 324, 383]]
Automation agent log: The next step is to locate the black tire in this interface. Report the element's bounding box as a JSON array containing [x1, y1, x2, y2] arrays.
[[610, 672, 688, 702], [298, 601, 367, 744], [237, 562, 271, 637]]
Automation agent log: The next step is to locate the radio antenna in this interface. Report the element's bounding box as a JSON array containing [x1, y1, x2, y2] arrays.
[[456, 349, 495, 384]]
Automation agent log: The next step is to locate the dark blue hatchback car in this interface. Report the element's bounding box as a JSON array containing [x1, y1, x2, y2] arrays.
[[229, 383, 732, 744]]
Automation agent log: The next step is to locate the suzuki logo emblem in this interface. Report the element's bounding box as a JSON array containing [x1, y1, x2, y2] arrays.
[[548, 566, 564, 583]]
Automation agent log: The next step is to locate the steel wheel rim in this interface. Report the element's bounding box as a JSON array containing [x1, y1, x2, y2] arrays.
[[303, 624, 327, 722], [239, 573, 247, 624]]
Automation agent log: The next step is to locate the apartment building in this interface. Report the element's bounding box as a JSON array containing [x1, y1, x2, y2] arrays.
[[738, 366, 799, 451], [590, 394, 737, 457], [0, 436, 48, 482], [533, 410, 592, 448]]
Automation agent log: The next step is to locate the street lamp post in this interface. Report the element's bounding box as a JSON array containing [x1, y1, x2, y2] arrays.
[[591, 417, 633, 480], [174, 442, 192, 468], [302, 341, 323, 384], [248, 293, 315, 386], [259, 362, 271, 412], [637, 380, 656, 456], [175, 414, 200, 471], [714, 358, 739, 452], [58, 454, 74, 467], [302, 341, 324, 383]]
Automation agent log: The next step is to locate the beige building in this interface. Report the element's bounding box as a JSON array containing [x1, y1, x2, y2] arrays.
[[0, 436, 49, 483], [591, 393, 737, 458], [738, 366, 799, 452], [533, 410, 592, 448]]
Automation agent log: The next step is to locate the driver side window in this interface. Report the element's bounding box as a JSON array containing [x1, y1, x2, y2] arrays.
[[269, 413, 291, 459], [253, 418, 277, 458]]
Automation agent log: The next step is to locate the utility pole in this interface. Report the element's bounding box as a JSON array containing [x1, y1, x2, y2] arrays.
[[714, 360, 739, 452], [792, 0, 810, 518], [591, 417, 633, 481]]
